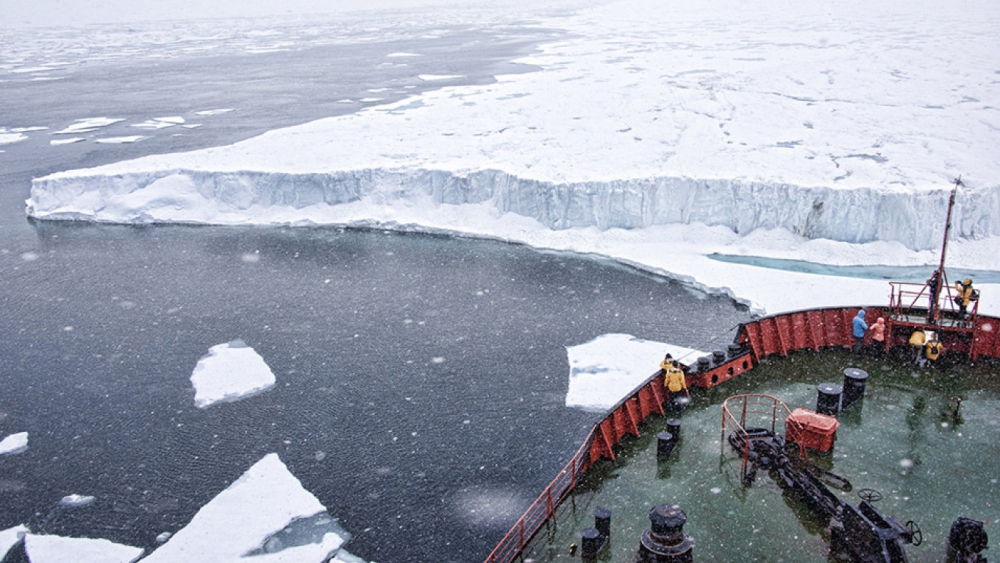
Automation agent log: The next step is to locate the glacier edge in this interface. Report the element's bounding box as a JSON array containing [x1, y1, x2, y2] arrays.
[[26, 168, 999, 251]]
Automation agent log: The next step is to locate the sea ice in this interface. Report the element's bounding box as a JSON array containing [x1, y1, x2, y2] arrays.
[[418, 74, 463, 81], [51, 117, 124, 135], [0, 132, 27, 145], [141, 453, 348, 563], [20, 0, 1000, 319], [190, 340, 275, 408], [94, 136, 145, 144], [565, 334, 706, 412], [58, 494, 96, 507], [0, 432, 28, 455], [50, 137, 85, 146], [24, 534, 143, 563], [1, 526, 29, 561]]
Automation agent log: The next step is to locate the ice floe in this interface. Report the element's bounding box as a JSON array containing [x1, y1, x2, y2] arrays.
[[24, 534, 143, 563], [190, 339, 276, 408], [0, 132, 27, 145], [58, 494, 96, 507], [50, 137, 85, 146], [0, 526, 29, 560], [132, 117, 185, 130], [0, 432, 29, 455], [52, 117, 124, 135], [141, 453, 348, 563], [94, 136, 145, 144], [566, 334, 706, 412]]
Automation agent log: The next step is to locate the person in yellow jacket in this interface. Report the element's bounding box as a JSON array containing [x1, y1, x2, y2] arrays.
[[909, 330, 927, 367], [663, 360, 689, 410], [925, 336, 944, 364], [954, 278, 978, 317], [659, 353, 674, 372]]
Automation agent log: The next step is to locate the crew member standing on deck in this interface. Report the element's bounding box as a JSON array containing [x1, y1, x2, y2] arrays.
[[954, 279, 978, 317], [659, 354, 673, 373], [663, 360, 688, 411], [925, 334, 945, 365], [910, 329, 928, 367], [868, 317, 886, 357], [852, 309, 868, 358]]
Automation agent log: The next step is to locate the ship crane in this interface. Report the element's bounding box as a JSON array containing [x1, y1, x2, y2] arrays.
[[885, 177, 985, 360]]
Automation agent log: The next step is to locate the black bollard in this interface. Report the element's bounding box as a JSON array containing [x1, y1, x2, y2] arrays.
[[594, 507, 611, 540], [666, 418, 681, 442], [712, 350, 726, 364], [816, 383, 843, 416], [841, 368, 868, 409], [696, 357, 711, 372], [656, 432, 676, 460], [947, 517, 988, 563], [581, 527, 603, 559], [637, 504, 694, 563], [727, 343, 744, 358]]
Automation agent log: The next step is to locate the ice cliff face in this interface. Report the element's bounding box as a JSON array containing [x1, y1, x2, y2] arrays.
[[22, 0, 1000, 252], [26, 168, 998, 251]]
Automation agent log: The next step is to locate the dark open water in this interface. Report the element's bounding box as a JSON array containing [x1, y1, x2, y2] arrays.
[[0, 17, 751, 563]]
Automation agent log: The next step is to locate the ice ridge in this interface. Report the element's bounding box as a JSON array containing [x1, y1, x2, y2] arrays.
[[28, 168, 997, 251]]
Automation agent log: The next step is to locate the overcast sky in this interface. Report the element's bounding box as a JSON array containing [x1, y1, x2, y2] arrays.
[[0, 0, 483, 27]]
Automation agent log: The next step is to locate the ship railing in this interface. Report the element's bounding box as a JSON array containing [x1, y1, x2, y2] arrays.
[[484, 425, 596, 563], [721, 393, 802, 480]]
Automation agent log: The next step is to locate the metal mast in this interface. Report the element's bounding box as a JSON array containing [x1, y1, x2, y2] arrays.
[[928, 177, 962, 324]]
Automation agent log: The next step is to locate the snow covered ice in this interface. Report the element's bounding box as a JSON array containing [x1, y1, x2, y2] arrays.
[[0, 432, 29, 456], [1, 526, 29, 561], [24, 534, 143, 563], [22, 0, 1000, 317], [190, 340, 276, 408], [141, 453, 348, 563], [566, 334, 705, 412]]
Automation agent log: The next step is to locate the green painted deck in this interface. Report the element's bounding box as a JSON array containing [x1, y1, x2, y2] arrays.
[[522, 349, 999, 563]]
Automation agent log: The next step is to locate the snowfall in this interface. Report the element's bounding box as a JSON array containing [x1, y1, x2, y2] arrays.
[[8, 0, 1000, 559]]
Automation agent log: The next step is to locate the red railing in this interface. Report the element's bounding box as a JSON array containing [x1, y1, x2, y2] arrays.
[[484, 426, 595, 563], [486, 307, 1000, 563]]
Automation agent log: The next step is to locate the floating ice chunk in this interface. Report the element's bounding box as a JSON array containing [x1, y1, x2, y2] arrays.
[[330, 548, 368, 563], [565, 334, 706, 412], [24, 534, 143, 563], [52, 117, 124, 135], [59, 494, 96, 507], [417, 74, 464, 81], [0, 432, 28, 455], [142, 453, 348, 563], [190, 340, 276, 408], [50, 137, 85, 146], [95, 136, 145, 144], [194, 108, 234, 116], [386, 52, 421, 58], [0, 133, 27, 145], [132, 116, 185, 129], [1, 525, 29, 560]]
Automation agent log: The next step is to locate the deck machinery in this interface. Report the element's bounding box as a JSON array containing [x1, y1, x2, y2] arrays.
[[724, 394, 923, 563]]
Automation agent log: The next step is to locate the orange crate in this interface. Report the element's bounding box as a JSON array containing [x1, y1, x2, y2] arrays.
[[786, 408, 839, 452]]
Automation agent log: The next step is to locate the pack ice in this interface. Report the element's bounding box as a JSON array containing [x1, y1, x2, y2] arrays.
[[24, 0, 1000, 252]]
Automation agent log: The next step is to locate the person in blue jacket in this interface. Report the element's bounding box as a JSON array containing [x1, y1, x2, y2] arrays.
[[852, 309, 867, 357]]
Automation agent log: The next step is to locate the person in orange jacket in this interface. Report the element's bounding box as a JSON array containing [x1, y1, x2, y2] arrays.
[[868, 317, 886, 357]]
